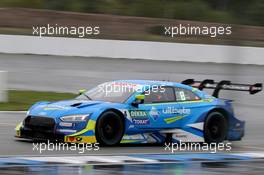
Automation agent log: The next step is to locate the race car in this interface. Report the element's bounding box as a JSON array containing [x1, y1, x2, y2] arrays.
[[15, 79, 262, 146]]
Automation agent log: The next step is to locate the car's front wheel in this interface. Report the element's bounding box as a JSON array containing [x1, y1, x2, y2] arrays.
[[204, 111, 228, 143], [95, 111, 124, 146]]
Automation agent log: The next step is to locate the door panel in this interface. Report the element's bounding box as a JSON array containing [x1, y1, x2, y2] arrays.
[[137, 103, 182, 129]]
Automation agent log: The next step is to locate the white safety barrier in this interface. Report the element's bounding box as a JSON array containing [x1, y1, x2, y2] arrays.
[[0, 35, 263, 65], [0, 71, 7, 102]]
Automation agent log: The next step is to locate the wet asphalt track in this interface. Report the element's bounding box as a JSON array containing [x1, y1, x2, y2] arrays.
[[2, 161, 264, 175], [0, 53, 264, 174]]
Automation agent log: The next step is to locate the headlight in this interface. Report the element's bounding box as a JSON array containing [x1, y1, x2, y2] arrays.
[[60, 114, 91, 122]]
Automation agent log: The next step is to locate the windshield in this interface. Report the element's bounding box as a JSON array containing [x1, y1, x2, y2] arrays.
[[76, 82, 140, 103]]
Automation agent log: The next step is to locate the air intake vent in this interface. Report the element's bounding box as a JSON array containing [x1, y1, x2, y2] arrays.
[[24, 116, 55, 133]]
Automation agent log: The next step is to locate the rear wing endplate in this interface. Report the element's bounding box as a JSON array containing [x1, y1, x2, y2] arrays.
[[182, 79, 262, 98]]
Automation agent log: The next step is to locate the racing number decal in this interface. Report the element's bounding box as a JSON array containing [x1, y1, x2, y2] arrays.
[[179, 91, 186, 101], [180, 91, 186, 101]]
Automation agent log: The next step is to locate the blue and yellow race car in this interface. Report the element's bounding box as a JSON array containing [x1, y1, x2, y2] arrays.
[[15, 79, 262, 146]]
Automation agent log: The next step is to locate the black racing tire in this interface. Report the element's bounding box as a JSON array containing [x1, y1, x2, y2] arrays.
[[204, 111, 228, 143], [95, 111, 124, 146]]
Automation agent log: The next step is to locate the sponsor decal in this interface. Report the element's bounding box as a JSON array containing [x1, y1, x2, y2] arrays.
[[132, 118, 149, 125], [76, 137, 83, 142], [57, 129, 77, 133], [65, 136, 96, 143], [129, 110, 149, 125], [123, 134, 145, 140], [121, 134, 146, 143], [149, 107, 160, 121], [129, 110, 148, 117], [174, 134, 187, 138], [202, 98, 214, 102], [164, 115, 188, 124], [162, 107, 191, 115], [67, 136, 76, 142]]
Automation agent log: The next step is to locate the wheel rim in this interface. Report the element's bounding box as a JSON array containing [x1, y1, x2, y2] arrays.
[[100, 116, 121, 142], [208, 116, 225, 140]]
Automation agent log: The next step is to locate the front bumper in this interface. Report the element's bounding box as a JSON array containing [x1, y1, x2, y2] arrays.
[[16, 125, 64, 142], [15, 121, 97, 143]]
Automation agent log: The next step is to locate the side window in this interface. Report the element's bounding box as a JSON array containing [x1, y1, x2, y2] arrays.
[[144, 87, 175, 104], [175, 88, 200, 101]]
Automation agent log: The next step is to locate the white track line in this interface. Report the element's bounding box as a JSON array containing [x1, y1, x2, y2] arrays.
[[0, 123, 16, 126], [232, 152, 264, 158], [0, 111, 27, 113], [22, 156, 158, 164], [22, 157, 85, 164]]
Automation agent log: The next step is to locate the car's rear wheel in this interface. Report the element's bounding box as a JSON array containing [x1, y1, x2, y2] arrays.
[[95, 111, 124, 146], [204, 111, 228, 143]]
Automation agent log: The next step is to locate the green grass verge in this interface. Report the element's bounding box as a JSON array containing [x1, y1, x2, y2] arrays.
[[0, 90, 76, 111]]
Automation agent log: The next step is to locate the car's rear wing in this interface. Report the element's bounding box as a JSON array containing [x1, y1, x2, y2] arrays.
[[181, 79, 262, 98]]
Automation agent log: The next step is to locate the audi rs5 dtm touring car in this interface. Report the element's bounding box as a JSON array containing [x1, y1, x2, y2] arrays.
[[15, 79, 262, 146]]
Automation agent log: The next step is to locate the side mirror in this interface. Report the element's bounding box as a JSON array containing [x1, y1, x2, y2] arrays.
[[79, 89, 87, 95], [132, 94, 145, 107]]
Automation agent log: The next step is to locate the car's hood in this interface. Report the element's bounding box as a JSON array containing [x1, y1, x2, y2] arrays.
[[29, 99, 108, 118]]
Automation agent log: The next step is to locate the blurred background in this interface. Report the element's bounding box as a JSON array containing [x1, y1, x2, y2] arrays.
[[0, 0, 263, 46]]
